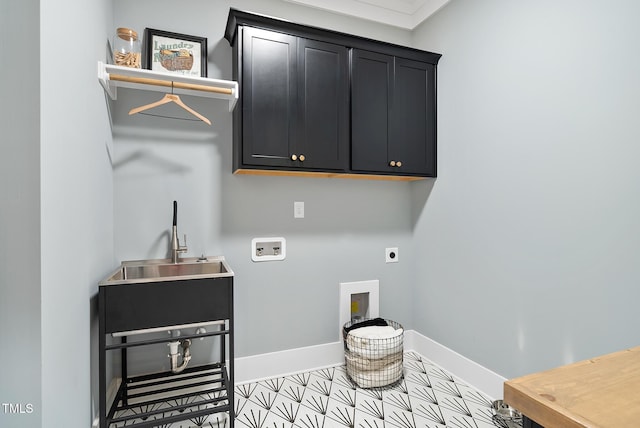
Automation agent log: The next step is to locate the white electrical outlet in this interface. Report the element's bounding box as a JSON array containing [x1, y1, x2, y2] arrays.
[[294, 201, 304, 218], [385, 247, 399, 263]]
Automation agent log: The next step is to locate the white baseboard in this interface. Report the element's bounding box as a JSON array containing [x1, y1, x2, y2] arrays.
[[407, 330, 506, 400], [235, 341, 345, 384], [235, 330, 506, 399]]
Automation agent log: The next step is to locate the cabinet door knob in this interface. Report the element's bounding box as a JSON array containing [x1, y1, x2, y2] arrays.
[[299, 154, 305, 162], [396, 161, 402, 167], [389, 160, 396, 167], [291, 154, 298, 161]]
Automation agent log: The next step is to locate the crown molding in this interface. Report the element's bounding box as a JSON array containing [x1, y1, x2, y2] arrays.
[[283, 0, 450, 29]]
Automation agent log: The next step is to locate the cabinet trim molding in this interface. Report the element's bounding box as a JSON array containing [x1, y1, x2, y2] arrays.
[[225, 8, 441, 65], [234, 169, 427, 181]]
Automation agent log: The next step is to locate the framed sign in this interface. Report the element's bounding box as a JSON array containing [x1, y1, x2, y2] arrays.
[[144, 28, 208, 77]]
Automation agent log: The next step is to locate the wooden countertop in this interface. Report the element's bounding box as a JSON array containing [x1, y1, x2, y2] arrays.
[[504, 346, 640, 427]]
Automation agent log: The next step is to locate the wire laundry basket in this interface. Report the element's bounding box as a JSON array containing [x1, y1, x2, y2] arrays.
[[343, 318, 404, 388]]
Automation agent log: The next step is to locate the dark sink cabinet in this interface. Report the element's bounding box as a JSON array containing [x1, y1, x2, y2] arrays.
[[98, 266, 235, 428], [225, 9, 441, 179]]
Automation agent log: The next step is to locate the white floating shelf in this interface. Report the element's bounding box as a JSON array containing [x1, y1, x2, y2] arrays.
[[98, 61, 239, 111]]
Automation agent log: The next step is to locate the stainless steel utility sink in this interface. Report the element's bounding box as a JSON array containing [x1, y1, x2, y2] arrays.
[[100, 256, 233, 285], [99, 255, 234, 336]]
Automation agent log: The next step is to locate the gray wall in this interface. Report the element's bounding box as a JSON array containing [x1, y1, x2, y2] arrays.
[[0, 1, 42, 427], [411, 0, 640, 379], [1, 0, 114, 427], [112, 0, 415, 368], [40, 0, 114, 427]]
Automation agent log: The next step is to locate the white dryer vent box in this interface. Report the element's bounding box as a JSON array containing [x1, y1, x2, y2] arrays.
[[251, 237, 286, 262]]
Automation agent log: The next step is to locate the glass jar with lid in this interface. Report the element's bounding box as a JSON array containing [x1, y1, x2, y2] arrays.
[[113, 27, 141, 68]]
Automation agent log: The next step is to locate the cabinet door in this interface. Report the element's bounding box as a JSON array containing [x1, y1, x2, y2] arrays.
[[351, 49, 393, 172], [296, 39, 349, 170], [242, 27, 297, 167], [352, 50, 437, 177], [390, 57, 436, 176]]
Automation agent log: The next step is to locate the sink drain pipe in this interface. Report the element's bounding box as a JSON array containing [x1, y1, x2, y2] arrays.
[[168, 339, 192, 373]]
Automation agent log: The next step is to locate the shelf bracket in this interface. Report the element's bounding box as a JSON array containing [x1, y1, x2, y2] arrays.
[[98, 61, 118, 100]]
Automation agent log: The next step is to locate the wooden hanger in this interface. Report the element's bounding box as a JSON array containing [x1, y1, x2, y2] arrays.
[[128, 86, 211, 125]]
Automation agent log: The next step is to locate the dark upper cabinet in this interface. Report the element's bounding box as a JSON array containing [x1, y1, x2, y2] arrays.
[[393, 57, 436, 176], [351, 50, 392, 174], [241, 27, 297, 168], [225, 9, 441, 179], [236, 26, 348, 172], [297, 38, 349, 170], [352, 50, 437, 176]]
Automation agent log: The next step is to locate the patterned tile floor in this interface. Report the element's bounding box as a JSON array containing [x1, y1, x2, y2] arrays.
[[234, 351, 500, 428], [110, 351, 503, 427]]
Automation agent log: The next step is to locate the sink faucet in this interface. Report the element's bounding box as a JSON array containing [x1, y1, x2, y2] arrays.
[[171, 200, 188, 263]]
